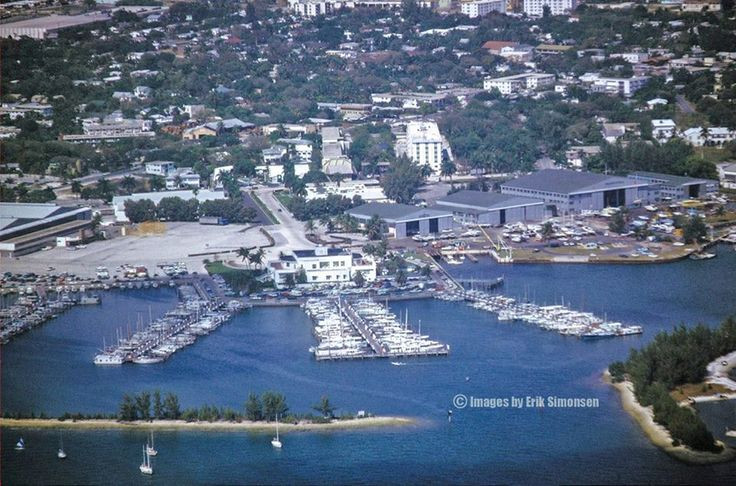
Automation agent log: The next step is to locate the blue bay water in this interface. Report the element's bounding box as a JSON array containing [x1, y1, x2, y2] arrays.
[[2, 245, 736, 484]]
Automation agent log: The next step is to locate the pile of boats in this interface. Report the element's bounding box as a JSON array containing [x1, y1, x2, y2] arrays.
[[303, 297, 449, 361], [461, 289, 643, 339], [94, 288, 245, 365], [0, 293, 99, 345]]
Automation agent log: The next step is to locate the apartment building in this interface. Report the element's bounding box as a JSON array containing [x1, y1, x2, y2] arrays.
[[483, 73, 555, 95], [405, 121, 443, 174], [523, 0, 577, 16], [460, 0, 507, 18]]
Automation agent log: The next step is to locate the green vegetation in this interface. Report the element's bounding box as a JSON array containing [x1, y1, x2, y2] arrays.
[[113, 390, 347, 424], [124, 197, 256, 224], [380, 156, 423, 204], [205, 261, 267, 293], [609, 317, 736, 452], [285, 194, 362, 222]]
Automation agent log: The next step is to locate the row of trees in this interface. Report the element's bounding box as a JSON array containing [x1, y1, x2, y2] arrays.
[[286, 193, 362, 222], [609, 317, 736, 451], [124, 196, 257, 223], [119, 390, 181, 421], [118, 390, 338, 423]]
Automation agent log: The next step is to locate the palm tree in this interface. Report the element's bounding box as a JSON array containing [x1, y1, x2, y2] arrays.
[[305, 219, 315, 234], [237, 247, 251, 268], [540, 222, 555, 242], [120, 175, 136, 194], [71, 180, 82, 196], [249, 248, 265, 269]]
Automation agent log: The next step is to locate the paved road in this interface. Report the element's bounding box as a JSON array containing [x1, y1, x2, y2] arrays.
[[676, 95, 696, 114], [254, 187, 315, 253]]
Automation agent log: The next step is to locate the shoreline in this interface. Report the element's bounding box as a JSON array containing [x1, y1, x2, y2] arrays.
[[0, 416, 417, 432], [604, 371, 736, 465]]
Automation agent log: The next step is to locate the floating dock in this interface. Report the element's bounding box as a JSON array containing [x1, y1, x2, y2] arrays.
[[303, 297, 449, 361]]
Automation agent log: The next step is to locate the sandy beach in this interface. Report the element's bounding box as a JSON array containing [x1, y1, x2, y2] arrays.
[[0, 416, 417, 432], [604, 371, 736, 465]]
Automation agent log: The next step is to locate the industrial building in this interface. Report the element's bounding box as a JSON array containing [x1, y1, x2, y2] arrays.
[[500, 169, 653, 215], [0, 13, 111, 40], [0, 203, 93, 257], [627, 171, 718, 200], [267, 247, 376, 288], [433, 190, 545, 226], [346, 202, 454, 238]]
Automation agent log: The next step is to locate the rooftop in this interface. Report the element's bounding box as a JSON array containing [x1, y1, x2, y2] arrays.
[[628, 171, 715, 186], [435, 190, 544, 211], [501, 169, 649, 195], [347, 202, 452, 222]]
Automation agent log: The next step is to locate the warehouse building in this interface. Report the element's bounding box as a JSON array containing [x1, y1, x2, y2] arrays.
[[433, 190, 545, 226], [627, 171, 718, 201], [346, 202, 454, 238], [500, 169, 653, 215], [0, 203, 93, 257]]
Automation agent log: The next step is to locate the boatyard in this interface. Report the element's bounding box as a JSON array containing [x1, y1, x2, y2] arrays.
[[303, 297, 449, 361]]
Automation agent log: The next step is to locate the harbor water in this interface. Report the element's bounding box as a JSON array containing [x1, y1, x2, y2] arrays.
[[2, 245, 736, 484]]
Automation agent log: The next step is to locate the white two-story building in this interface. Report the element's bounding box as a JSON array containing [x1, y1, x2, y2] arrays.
[[268, 247, 376, 288]]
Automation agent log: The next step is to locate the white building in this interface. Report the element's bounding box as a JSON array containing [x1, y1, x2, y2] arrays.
[[483, 73, 555, 95], [406, 121, 443, 174], [277, 138, 314, 162], [651, 119, 677, 141], [523, 0, 577, 16], [256, 162, 310, 184], [305, 179, 387, 202], [589, 76, 650, 97], [268, 247, 376, 288], [716, 162, 736, 190], [321, 126, 354, 176], [61, 119, 154, 143], [165, 169, 201, 190], [460, 0, 506, 18], [145, 161, 176, 177], [682, 127, 736, 147]]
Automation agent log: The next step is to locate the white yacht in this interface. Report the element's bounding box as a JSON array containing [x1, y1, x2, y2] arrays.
[[94, 353, 124, 365], [15, 438, 25, 451]]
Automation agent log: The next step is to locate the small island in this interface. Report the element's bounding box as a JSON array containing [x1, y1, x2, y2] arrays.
[[607, 317, 736, 464], [0, 391, 417, 433]]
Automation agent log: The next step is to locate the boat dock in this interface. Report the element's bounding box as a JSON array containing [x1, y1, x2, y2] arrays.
[[0, 293, 99, 345], [303, 297, 449, 361], [93, 284, 247, 365], [437, 288, 642, 339]]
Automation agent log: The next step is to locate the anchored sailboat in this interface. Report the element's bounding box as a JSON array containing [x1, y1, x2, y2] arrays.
[[139, 445, 153, 475], [271, 415, 282, 449], [57, 432, 67, 459], [15, 437, 25, 451], [146, 432, 158, 456]]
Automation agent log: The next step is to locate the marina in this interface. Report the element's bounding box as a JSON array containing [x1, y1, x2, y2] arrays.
[[0, 292, 98, 345], [303, 297, 449, 361], [93, 283, 247, 365], [439, 287, 643, 339]]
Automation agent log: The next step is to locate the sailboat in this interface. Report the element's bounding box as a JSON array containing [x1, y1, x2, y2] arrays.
[[57, 432, 67, 459], [15, 437, 25, 451], [271, 415, 282, 449], [139, 445, 153, 475], [146, 431, 158, 456]]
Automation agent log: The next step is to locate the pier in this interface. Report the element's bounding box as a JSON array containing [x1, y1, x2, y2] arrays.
[[437, 288, 643, 339], [304, 297, 450, 361], [93, 281, 247, 365]]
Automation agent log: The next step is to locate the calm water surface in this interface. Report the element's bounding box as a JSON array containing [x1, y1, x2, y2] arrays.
[[2, 245, 736, 484]]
